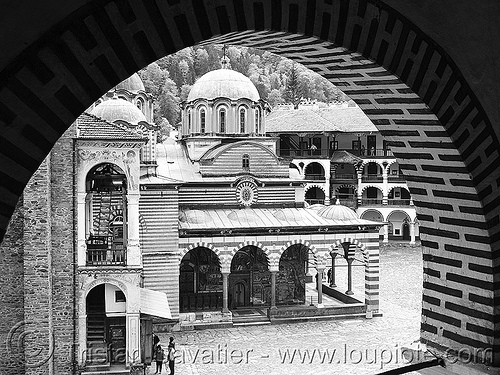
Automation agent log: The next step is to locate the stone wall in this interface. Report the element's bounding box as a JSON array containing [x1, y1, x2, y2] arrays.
[[0, 201, 25, 374]]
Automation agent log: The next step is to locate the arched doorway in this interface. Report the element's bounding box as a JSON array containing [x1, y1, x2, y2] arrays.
[[179, 247, 222, 312], [86, 284, 126, 366], [230, 246, 270, 308], [387, 211, 411, 241], [402, 221, 410, 241], [85, 163, 127, 266]]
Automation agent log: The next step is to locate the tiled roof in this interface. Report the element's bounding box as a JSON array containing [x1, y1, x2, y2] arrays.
[[76, 112, 146, 140], [266, 105, 377, 133], [330, 150, 362, 164]]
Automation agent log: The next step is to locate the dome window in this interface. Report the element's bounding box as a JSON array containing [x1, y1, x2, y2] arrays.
[[188, 110, 192, 134], [136, 98, 144, 112], [239, 108, 246, 133], [255, 108, 261, 134], [200, 109, 206, 134], [242, 154, 250, 170], [219, 108, 226, 133]]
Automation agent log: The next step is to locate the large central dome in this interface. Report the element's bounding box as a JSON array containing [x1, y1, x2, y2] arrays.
[[187, 69, 260, 102]]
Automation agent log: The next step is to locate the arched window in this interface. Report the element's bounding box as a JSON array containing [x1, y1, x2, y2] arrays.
[[239, 108, 246, 133], [255, 108, 261, 134], [219, 108, 226, 133], [188, 110, 192, 134], [136, 98, 144, 112], [242, 154, 250, 170], [200, 109, 206, 134]]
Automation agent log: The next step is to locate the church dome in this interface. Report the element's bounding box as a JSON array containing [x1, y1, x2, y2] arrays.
[[115, 73, 145, 92], [187, 69, 260, 102], [91, 96, 147, 124], [316, 202, 359, 221]]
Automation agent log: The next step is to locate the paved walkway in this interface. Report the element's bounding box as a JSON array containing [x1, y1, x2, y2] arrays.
[[151, 243, 423, 375]]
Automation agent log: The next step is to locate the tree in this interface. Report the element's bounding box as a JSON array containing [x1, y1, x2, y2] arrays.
[[283, 64, 303, 109], [267, 89, 284, 107], [156, 77, 180, 126]]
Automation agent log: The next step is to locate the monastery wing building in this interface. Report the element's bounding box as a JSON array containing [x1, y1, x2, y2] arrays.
[[59, 66, 384, 371]]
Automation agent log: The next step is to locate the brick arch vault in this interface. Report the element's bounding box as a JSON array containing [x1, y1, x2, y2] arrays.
[[0, 0, 499, 370]]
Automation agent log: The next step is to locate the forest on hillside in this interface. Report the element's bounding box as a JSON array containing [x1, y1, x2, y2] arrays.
[[138, 44, 349, 131]]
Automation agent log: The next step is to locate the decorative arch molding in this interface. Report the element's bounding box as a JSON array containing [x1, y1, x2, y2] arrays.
[[330, 239, 368, 259], [180, 242, 220, 261], [359, 185, 383, 195], [229, 240, 271, 257], [360, 209, 384, 221], [279, 239, 318, 258], [335, 184, 357, 193], [304, 161, 327, 174], [360, 160, 385, 170], [386, 210, 412, 222], [304, 184, 326, 194]]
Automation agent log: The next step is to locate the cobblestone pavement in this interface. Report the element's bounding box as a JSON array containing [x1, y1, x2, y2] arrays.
[[152, 243, 423, 375]]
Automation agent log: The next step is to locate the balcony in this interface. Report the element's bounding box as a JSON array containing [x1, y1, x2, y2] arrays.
[[388, 174, 406, 182], [361, 174, 383, 182], [279, 148, 330, 158], [86, 236, 126, 266], [304, 173, 326, 181], [355, 148, 394, 158], [361, 199, 383, 206], [334, 173, 356, 181], [387, 199, 412, 206]]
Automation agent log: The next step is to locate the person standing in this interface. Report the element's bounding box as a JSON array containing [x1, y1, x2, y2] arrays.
[[154, 343, 164, 374], [167, 336, 176, 375]]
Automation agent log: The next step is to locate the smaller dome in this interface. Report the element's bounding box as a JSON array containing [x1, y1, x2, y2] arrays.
[[228, 209, 259, 223], [92, 96, 147, 124], [273, 209, 304, 223], [179, 210, 212, 224], [316, 202, 359, 221], [115, 73, 145, 92]]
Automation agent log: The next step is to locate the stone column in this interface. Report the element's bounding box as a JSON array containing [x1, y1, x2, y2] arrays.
[[126, 193, 141, 266], [330, 253, 337, 287], [346, 259, 354, 295], [316, 268, 324, 307], [270, 271, 277, 309], [78, 313, 87, 366], [383, 224, 389, 243], [77, 192, 87, 266], [357, 171, 363, 206], [382, 168, 388, 205], [222, 272, 229, 313], [410, 222, 416, 245], [127, 313, 141, 365]]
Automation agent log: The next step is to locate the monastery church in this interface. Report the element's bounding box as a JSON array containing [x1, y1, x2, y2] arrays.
[[36, 60, 382, 370]]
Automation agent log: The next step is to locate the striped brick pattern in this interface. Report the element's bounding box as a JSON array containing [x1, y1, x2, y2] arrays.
[[0, 0, 497, 364], [200, 142, 288, 177], [139, 190, 180, 317]]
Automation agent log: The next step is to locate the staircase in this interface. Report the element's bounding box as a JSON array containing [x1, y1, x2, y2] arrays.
[[232, 308, 270, 326], [86, 314, 108, 366]]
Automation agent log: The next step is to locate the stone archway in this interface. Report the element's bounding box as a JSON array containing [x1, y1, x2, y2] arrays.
[[0, 1, 498, 368]]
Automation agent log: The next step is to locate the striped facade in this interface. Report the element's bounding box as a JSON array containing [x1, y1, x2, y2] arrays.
[[0, 0, 498, 370], [139, 189, 180, 317], [179, 185, 296, 206], [199, 141, 288, 177]]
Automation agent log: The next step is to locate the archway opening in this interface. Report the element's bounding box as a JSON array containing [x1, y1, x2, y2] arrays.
[[86, 284, 127, 366], [179, 246, 222, 312], [304, 162, 325, 180], [305, 186, 326, 206], [230, 246, 270, 308], [277, 244, 310, 305], [85, 163, 127, 266]]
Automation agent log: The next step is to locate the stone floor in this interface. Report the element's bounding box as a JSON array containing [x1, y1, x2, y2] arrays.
[[151, 242, 424, 375]]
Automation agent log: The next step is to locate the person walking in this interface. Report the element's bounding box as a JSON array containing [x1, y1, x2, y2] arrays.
[[154, 343, 164, 374], [167, 336, 176, 375]]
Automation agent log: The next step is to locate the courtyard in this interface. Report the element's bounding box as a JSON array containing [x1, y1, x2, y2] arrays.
[[153, 243, 423, 375]]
